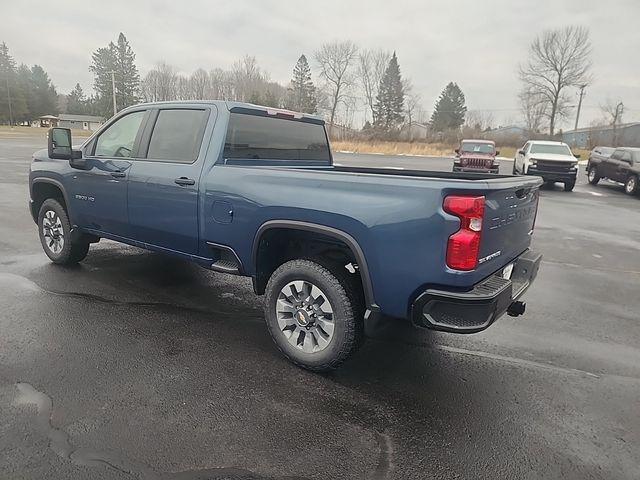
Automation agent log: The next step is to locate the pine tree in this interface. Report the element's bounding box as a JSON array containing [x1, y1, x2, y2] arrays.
[[285, 55, 317, 113], [25, 65, 58, 118], [67, 83, 87, 114], [89, 33, 140, 117], [373, 52, 404, 133], [429, 82, 467, 132], [0, 42, 28, 124], [114, 33, 140, 109]]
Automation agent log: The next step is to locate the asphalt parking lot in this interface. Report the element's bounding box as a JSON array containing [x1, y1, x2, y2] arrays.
[[1, 134, 639, 479]]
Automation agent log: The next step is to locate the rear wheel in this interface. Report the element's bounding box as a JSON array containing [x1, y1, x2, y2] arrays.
[[587, 166, 600, 185], [263, 259, 364, 371], [38, 199, 90, 265], [625, 175, 639, 195]]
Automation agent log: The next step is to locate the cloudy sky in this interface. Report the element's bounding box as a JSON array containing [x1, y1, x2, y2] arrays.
[[4, 0, 639, 128]]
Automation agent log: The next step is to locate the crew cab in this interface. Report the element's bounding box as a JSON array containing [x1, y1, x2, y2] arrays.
[[513, 140, 579, 191], [29, 101, 543, 371], [453, 139, 500, 174], [587, 147, 640, 195]]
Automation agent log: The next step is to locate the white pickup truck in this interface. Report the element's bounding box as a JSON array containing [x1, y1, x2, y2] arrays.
[[513, 140, 580, 192]]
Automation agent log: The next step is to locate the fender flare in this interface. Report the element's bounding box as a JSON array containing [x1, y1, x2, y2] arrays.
[[252, 220, 378, 313], [30, 177, 70, 222]]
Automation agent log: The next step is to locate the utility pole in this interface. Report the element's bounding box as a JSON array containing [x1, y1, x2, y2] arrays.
[[573, 84, 586, 131], [5, 74, 13, 127], [109, 71, 117, 116]]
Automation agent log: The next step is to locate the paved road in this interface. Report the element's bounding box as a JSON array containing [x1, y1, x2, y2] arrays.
[[1, 137, 639, 479]]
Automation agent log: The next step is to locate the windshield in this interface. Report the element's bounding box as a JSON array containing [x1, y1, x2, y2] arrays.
[[460, 142, 494, 154], [530, 144, 572, 156]]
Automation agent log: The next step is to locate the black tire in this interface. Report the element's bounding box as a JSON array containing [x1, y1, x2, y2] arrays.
[[587, 166, 600, 185], [264, 259, 364, 372], [564, 181, 575, 192], [38, 199, 90, 265], [512, 161, 517, 175], [625, 175, 639, 196]]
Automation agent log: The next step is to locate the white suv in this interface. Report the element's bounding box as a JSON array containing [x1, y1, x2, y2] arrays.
[[513, 141, 579, 192]]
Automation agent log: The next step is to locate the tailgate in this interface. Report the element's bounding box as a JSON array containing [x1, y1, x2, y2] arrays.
[[479, 177, 541, 271]]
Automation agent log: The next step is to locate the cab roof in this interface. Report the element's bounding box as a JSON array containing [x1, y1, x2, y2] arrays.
[[132, 100, 324, 124]]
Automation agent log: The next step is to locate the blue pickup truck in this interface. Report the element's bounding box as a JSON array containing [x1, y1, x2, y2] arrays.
[[29, 101, 543, 371]]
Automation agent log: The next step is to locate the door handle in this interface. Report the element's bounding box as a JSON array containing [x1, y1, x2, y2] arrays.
[[175, 177, 195, 186], [111, 171, 126, 178]]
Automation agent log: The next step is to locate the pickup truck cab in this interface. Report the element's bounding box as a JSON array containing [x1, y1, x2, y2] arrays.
[[513, 140, 579, 191], [587, 147, 640, 195], [30, 101, 543, 371], [453, 139, 499, 174]]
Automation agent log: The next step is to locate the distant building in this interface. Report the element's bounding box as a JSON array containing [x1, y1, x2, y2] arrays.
[[32, 114, 105, 131], [483, 126, 529, 144], [562, 122, 640, 149]]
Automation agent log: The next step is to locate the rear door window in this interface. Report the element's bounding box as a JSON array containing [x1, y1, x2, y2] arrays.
[[223, 113, 330, 163], [146, 109, 208, 163]]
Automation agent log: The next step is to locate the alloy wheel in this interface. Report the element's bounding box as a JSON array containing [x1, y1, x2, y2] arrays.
[[42, 210, 65, 254], [275, 280, 335, 353]]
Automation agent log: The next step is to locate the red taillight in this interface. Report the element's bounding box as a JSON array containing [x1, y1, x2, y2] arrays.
[[443, 195, 485, 271]]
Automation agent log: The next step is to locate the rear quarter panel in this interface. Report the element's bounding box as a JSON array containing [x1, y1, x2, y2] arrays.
[[201, 164, 541, 319]]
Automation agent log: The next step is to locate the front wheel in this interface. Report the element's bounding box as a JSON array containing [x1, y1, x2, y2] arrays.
[[587, 166, 600, 185], [625, 175, 639, 196], [263, 259, 364, 371], [38, 199, 90, 265], [564, 181, 575, 192]]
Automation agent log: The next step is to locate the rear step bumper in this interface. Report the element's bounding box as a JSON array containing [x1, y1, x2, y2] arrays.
[[411, 249, 542, 333]]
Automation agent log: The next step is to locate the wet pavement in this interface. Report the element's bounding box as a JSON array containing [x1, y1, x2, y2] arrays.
[[1, 135, 639, 479]]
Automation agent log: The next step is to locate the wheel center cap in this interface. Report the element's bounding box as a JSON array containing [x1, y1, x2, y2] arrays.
[[295, 309, 311, 327]]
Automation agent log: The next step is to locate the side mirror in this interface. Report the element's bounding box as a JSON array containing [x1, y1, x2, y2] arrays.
[[495, 150, 500, 156], [518, 149, 526, 155], [573, 153, 581, 159], [454, 148, 460, 154], [69, 150, 87, 169], [48, 128, 72, 160]]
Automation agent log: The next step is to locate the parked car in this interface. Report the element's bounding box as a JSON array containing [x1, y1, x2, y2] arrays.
[[29, 101, 543, 371], [587, 147, 640, 195], [588, 146, 615, 164], [513, 140, 579, 191], [453, 139, 500, 174]]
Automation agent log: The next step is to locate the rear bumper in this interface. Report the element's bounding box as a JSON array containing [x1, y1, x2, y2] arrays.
[[527, 166, 577, 182], [411, 249, 542, 333]]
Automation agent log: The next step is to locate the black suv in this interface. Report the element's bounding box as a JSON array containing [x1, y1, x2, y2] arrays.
[[587, 147, 640, 196]]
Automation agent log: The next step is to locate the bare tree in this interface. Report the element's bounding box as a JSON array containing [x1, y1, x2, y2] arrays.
[[189, 68, 209, 99], [519, 25, 592, 135], [141, 62, 178, 102], [601, 99, 624, 146], [232, 55, 266, 102], [518, 88, 548, 133], [465, 110, 495, 132], [315, 41, 359, 134], [208, 68, 235, 100], [357, 49, 390, 123], [601, 99, 624, 126], [402, 79, 422, 140]]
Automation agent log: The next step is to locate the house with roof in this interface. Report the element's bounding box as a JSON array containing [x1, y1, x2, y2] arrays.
[[33, 114, 105, 131]]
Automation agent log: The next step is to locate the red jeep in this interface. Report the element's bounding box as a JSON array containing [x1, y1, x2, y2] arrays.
[[453, 139, 499, 174]]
